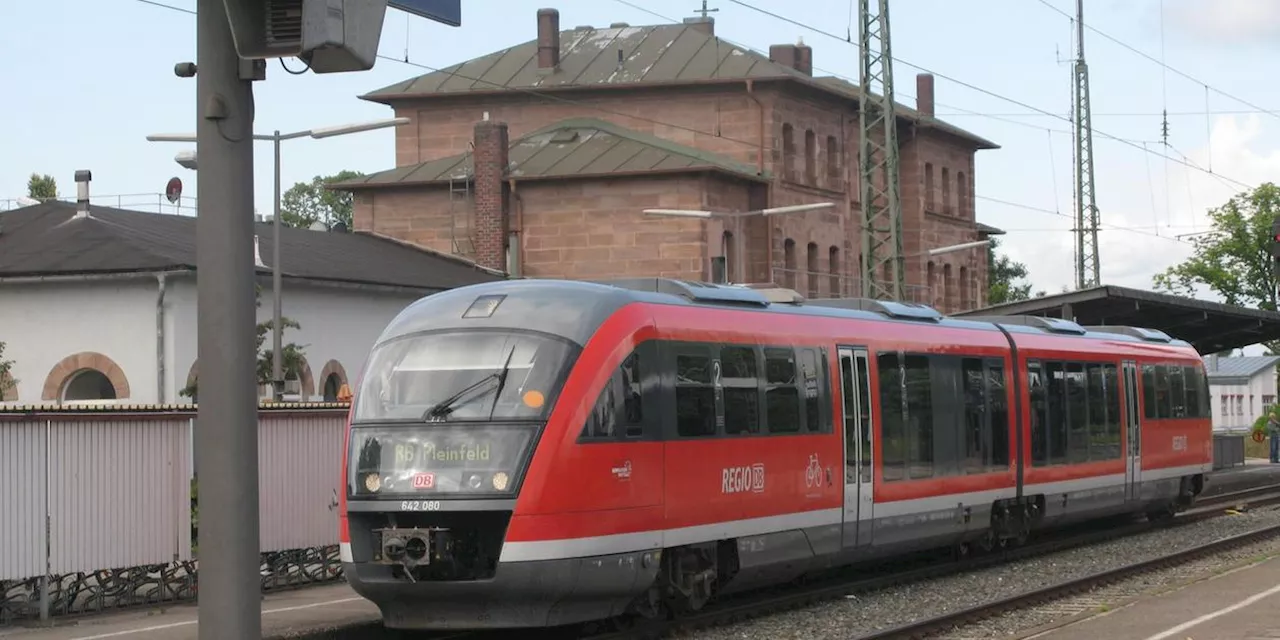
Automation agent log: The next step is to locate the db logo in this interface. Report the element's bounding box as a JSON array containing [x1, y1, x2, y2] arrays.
[[805, 454, 822, 489]]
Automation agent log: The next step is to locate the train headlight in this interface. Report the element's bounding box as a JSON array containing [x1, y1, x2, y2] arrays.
[[363, 472, 382, 493], [492, 472, 510, 491]]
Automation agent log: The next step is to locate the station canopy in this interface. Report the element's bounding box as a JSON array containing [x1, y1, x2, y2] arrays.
[[954, 284, 1280, 355]]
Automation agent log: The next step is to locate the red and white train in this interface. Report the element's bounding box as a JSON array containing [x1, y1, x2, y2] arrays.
[[338, 277, 1213, 630]]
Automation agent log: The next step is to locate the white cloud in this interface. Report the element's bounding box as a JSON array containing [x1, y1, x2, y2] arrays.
[[1165, 0, 1280, 44], [1007, 113, 1280, 297]]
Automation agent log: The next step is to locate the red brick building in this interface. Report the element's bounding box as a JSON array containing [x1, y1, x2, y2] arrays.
[[334, 8, 1003, 312]]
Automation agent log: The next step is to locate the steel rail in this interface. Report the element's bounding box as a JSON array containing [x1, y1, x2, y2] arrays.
[[590, 485, 1280, 640]]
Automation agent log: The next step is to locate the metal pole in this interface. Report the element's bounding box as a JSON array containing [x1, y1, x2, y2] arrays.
[[272, 131, 283, 402], [195, 0, 261, 637]]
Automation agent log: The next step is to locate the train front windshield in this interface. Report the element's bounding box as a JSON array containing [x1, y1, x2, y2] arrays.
[[347, 330, 577, 498], [353, 330, 576, 422]]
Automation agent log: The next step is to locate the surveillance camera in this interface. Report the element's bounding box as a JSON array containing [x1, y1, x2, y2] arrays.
[[174, 62, 197, 78]]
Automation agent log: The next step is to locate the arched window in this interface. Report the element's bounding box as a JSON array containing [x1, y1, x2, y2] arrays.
[[925, 163, 935, 211], [957, 171, 968, 217], [806, 242, 819, 297], [927, 261, 936, 307], [722, 230, 737, 283], [804, 129, 817, 184], [783, 238, 797, 289], [960, 265, 971, 310], [942, 264, 953, 311], [826, 135, 840, 187], [828, 246, 841, 297], [42, 352, 130, 403], [63, 370, 117, 401], [782, 124, 796, 181]]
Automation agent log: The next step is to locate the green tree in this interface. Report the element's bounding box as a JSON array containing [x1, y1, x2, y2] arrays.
[[279, 170, 365, 230], [179, 285, 308, 400], [1153, 182, 1280, 350], [987, 237, 1038, 305], [27, 173, 57, 200], [0, 340, 14, 394]]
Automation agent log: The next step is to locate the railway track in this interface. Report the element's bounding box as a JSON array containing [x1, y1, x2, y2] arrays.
[[589, 483, 1280, 640], [307, 483, 1280, 640], [866, 521, 1280, 640]]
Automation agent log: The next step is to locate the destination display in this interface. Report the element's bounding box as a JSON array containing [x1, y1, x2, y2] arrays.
[[349, 426, 535, 496]]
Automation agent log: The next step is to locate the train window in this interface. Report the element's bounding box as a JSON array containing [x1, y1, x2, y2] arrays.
[[1066, 363, 1089, 463], [961, 358, 987, 474], [1085, 363, 1108, 461], [675, 349, 716, 437], [1152, 363, 1162, 422], [1192, 365, 1211, 418], [720, 345, 761, 435], [904, 355, 935, 480], [1103, 364, 1121, 459], [1028, 362, 1048, 467], [764, 347, 802, 434], [799, 348, 829, 433], [1154, 365, 1172, 419], [581, 352, 646, 441], [877, 352, 905, 481], [841, 353, 859, 483], [1168, 366, 1187, 418], [987, 360, 1010, 469], [1181, 366, 1200, 418], [1046, 362, 1068, 465], [854, 352, 874, 483]]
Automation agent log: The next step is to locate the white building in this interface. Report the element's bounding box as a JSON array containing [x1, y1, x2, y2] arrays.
[[0, 194, 503, 406], [1205, 354, 1280, 433]]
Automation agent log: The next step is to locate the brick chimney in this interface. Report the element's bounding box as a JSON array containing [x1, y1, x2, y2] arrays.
[[916, 73, 935, 117], [794, 38, 812, 76], [769, 44, 798, 71], [473, 114, 510, 273], [537, 8, 560, 71], [683, 15, 714, 35]]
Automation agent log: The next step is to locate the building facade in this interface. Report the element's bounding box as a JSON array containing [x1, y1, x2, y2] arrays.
[[0, 195, 502, 406], [1205, 354, 1280, 433], [334, 8, 1003, 313]]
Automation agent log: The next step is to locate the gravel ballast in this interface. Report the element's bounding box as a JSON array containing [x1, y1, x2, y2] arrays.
[[676, 505, 1280, 640]]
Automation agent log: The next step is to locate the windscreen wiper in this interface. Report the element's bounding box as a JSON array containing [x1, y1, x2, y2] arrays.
[[421, 346, 517, 421], [487, 347, 518, 421], [422, 374, 500, 421]]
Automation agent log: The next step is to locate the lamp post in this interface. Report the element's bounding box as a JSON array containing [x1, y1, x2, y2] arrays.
[[148, 116, 408, 400]]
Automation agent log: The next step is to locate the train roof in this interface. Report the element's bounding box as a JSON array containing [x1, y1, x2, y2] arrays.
[[374, 277, 1196, 353]]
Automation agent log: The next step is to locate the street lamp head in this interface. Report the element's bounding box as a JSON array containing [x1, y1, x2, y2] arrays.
[[309, 117, 411, 139], [175, 150, 198, 171], [147, 133, 199, 143], [643, 209, 713, 218]]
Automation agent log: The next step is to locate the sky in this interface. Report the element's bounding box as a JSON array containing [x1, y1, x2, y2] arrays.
[[2, 0, 1279, 301]]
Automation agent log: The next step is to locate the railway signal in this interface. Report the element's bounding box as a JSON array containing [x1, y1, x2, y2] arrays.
[[1272, 216, 1280, 277]]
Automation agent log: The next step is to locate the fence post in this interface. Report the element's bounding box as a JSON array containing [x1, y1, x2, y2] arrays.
[[39, 419, 51, 622]]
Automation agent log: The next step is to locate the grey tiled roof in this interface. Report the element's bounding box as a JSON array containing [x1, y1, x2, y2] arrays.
[[362, 21, 999, 151], [0, 202, 503, 290], [1206, 355, 1280, 380], [331, 117, 768, 189]]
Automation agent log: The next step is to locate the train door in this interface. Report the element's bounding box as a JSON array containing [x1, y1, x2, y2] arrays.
[[839, 347, 875, 549], [1123, 360, 1142, 501]]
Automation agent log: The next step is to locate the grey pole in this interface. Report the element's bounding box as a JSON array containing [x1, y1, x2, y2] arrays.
[[195, 0, 261, 637], [272, 131, 283, 401]]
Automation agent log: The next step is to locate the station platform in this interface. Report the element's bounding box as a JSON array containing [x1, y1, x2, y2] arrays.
[[1028, 549, 1280, 639], [1, 460, 1278, 640], [0, 584, 378, 640]]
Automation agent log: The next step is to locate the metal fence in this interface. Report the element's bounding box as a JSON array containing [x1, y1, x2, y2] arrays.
[[0, 403, 349, 624]]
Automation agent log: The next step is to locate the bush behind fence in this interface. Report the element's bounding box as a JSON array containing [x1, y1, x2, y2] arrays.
[[0, 403, 350, 624]]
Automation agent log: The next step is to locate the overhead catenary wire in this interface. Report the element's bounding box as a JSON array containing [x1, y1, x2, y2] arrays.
[[722, 0, 1256, 192]]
